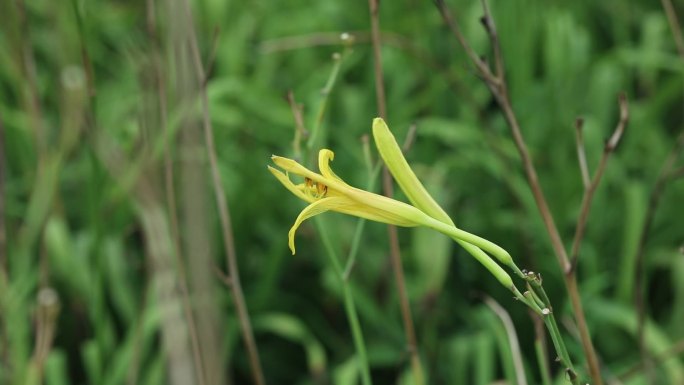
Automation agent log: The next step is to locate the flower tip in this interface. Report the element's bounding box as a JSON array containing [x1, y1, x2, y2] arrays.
[[372, 117, 391, 137]]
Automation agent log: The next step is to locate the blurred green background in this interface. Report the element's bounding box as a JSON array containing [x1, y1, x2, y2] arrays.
[[1, 0, 683, 384]]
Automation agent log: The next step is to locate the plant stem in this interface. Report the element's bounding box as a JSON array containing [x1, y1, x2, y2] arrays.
[[179, 1, 265, 383], [315, 218, 373, 385], [433, 2, 604, 381], [543, 314, 579, 385], [534, 315, 553, 385], [367, 0, 424, 383], [307, 51, 345, 152]]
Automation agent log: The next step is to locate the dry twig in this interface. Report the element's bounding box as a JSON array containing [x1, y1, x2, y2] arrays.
[[634, 129, 684, 383], [569, 94, 629, 271], [145, 1, 208, 384], [368, 1, 425, 384], [434, 1, 606, 382], [660, 0, 684, 58], [180, 1, 266, 384], [574, 118, 591, 189]]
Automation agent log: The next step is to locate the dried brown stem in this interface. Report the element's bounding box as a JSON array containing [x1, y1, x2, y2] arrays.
[[180, 2, 265, 384], [286, 91, 308, 161], [146, 1, 208, 385], [660, 0, 684, 58], [434, 0, 499, 86], [14, 0, 48, 156], [434, 1, 604, 383], [569, 94, 629, 271], [0, 111, 7, 372], [369, 0, 387, 120], [368, 1, 424, 384], [634, 129, 684, 385], [574, 118, 591, 189], [0, 113, 6, 280]]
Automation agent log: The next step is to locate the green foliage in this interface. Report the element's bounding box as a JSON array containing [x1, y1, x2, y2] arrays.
[[1, 0, 683, 384]]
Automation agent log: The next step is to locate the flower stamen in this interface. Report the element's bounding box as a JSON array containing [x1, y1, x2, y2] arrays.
[[304, 177, 328, 198]]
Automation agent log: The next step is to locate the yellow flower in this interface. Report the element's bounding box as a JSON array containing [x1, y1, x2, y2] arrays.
[[269, 119, 520, 290], [268, 149, 436, 254]]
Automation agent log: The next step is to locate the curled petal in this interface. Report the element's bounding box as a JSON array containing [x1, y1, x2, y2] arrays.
[[318, 149, 347, 184], [288, 197, 340, 254], [288, 196, 421, 254]]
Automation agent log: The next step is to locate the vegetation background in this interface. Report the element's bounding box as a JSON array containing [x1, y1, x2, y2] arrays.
[[1, 0, 683, 384]]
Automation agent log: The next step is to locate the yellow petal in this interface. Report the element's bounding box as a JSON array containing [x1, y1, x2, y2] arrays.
[[272, 154, 350, 194], [372, 118, 454, 226], [318, 149, 347, 184], [288, 198, 337, 254], [333, 197, 420, 227], [288, 195, 422, 254], [267, 166, 314, 203]]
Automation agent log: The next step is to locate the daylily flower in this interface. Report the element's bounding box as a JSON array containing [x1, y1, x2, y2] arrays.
[[268, 149, 438, 254], [269, 132, 517, 290]]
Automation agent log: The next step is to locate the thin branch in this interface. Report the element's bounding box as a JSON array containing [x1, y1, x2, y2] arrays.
[[574, 118, 591, 189], [201, 27, 221, 89], [569, 94, 629, 271], [286, 91, 308, 161], [368, 1, 424, 384], [402, 123, 418, 152], [15, 0, 48, 156], [434, 1, 604, 383], [634, 129, 684, 385], [0, 109, 6, 384], [145, 1, 208, 384], [433, 0, 499, 87], [479, 0, 505, 87], [0, 112, 7, 280], [180, 2, 266, 384], [660, 0, 684, 58], [369, 0, 387, 120], [261, 31, 475, 109], [484, 296, 528, 385]]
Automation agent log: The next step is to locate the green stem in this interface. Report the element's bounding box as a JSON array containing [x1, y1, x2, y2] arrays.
[[343, 162, 382, 279], [425, 218, 516, 273], [526, 276, 580, 384], [307, 49, 348, 152], [543, 314, 579, 385], [526, 284, 547, 310], [535, 336, 553, 385], [315, 218, 373, 385]]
